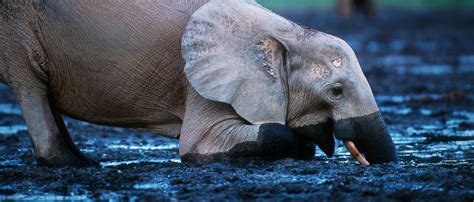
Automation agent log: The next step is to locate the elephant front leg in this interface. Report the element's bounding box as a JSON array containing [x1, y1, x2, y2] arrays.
[[179, 90, 315, 162], [229, 123, 315, 160]]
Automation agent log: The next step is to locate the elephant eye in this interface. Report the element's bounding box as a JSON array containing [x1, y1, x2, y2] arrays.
[[330, 86, 344, 98]]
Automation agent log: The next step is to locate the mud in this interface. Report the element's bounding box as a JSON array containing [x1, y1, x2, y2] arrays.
[[0, 9, 473, 201]]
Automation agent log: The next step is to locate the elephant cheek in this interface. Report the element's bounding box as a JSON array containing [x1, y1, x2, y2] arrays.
[[293, 120, 335, 157], [334, 112, 398, 164]]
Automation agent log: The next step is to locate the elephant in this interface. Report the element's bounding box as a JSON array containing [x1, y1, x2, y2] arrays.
[[0, 0, 397, 167]]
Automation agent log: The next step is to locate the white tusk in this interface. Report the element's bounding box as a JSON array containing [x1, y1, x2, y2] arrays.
[[344, 141, 370, 166]]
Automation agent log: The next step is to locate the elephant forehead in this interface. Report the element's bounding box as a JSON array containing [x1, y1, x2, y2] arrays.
[[332, 57, 343, 68], [321, 48, 346, 67], [309, 63, 330, 78]]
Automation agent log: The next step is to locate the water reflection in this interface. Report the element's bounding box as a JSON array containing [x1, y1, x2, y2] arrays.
[[101, 158, 181, 167], [376, 94, 474, 104], [0, 194, 89, 200], [0, 104, 21, 115], [0, 125, 27, 135], [107, 143, 179, 150], [396, 65, 453, 75], [0, 159, 25, 166]]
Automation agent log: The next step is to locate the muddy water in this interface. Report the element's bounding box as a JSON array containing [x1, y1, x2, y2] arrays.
[[0, 9, 473, 201]]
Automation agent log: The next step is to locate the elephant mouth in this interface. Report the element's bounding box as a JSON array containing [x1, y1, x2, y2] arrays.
[[292, 119, 371, 165], [292, 119, 336, 158]]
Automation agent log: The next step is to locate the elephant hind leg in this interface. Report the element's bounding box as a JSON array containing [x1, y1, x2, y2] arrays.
[[1, 11, 90, 166], [6, 49, 98, 167], [14, 84, 99, 167], [50, 107, 100, 167], [1, 19, 98, 167], [13, 83, 99, 167]]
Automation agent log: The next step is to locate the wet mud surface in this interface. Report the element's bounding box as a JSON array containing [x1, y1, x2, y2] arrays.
[[1, 9, 473, 201]]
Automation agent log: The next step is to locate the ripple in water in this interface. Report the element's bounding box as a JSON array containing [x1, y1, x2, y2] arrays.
[[0, 104, 21, 115], [101, 158, 181, 167], [106, 143, 179, 150]]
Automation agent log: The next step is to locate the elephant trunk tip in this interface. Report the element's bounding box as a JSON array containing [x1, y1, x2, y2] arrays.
[[335, 111, 398, 165]]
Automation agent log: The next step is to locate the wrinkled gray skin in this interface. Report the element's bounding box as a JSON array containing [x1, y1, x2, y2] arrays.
[[0, 0, 397, 167]]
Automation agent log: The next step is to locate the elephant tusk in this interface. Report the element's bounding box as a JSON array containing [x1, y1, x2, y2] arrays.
[[344, 141, 370, 166]]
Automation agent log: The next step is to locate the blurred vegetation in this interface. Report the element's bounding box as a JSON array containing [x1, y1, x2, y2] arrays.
[[257, 0, 474, 8]]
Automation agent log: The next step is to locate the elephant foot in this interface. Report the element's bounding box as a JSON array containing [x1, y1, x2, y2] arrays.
[[36, 153, 99, 168], [35, 144, 99, 168]]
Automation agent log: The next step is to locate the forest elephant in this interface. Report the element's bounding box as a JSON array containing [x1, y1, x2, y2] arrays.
[[0, 0, 397, 167]]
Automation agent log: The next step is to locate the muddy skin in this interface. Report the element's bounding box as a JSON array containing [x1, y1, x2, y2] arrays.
[[293, 120, 335, 157], [181, 124, 315, 163], [1, 9, 474, 201], [253, 123, 315, 160]]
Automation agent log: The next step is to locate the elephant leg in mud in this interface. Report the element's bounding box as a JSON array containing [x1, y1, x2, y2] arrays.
[[179, 88, 315, 162], [9, 61, 98, 167], [15, 85, 98, 167]]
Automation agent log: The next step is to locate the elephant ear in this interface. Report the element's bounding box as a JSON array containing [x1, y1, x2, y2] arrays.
[[182, 0, 293, 125]]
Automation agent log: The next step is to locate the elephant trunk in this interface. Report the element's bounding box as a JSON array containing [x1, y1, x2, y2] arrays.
[[334, 111, 398, 164]]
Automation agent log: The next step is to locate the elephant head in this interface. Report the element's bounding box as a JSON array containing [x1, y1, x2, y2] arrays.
[[182, 0, 397, 164]]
